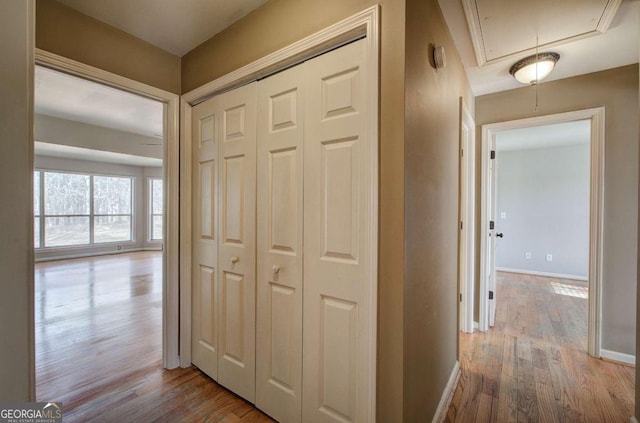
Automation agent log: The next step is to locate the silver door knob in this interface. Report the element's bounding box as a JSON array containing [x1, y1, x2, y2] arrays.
[[231, 256, 239, 264], [273, 265, 280, 274]]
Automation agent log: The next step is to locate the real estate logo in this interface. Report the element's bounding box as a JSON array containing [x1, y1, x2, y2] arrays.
[[0, 402, 62, 423]]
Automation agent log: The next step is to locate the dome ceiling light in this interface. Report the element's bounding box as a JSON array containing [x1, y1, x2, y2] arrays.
[[509, 52, 560, 85]]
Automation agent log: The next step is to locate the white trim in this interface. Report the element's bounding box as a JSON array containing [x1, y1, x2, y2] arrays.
[[35, 49, 181, 369], [432, 361, 461, 423], [458, 98, 476, 334], [496, 267, 588, 282], [600, 349, 636, 366], [180, 6, 379, 419], [630, 417, 638, 423], [462, 0, 621, 66], [479, 108, 605, 360], [473, 321, 479, 330]]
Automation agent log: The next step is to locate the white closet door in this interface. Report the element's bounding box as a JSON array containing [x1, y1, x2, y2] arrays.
[[191, 97, 219, 380], [256, 65, 305, 422], [302, 38, 372, 422], [217, 82, 258, 402]]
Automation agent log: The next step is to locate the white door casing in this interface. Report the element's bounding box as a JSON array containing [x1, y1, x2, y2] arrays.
[[458, 98, 475, 334], [302, 38, 372, 423], [191, 98, 219, 379], [217, 83, 258, 402], [256, 65, 305, 421]]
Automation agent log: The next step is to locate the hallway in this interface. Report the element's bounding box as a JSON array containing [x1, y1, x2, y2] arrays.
[[446, 272, 635, 422]]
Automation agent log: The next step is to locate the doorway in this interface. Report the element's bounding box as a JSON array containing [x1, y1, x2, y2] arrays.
[[478, 108, 605, 358]]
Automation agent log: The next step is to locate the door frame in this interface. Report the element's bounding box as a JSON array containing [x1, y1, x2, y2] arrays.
[[180, 5, 380, 418], [479, 107, 604, 358], [34, 49, 182, 369], [458, 98, 476, 334]]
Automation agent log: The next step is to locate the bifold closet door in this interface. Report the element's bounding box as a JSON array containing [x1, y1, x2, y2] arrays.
[[191, 97, 219, 380], [217, 82, 258, 402], [256, 65, 305, 422], [302, 38, 372, 422]]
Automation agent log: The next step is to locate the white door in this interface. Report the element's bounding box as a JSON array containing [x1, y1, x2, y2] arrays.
[[256, 65, 305, 421], [191, 97, 219, 380], [487, 137, 498, 327], [217, 82, 258, 402], [302, 38, 373, 422]]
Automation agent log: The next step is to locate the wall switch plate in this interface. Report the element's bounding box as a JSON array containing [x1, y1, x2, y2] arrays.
[[500, 211, 507, 219], [525, 252, 532, 260], [546, 253, 553, 262]]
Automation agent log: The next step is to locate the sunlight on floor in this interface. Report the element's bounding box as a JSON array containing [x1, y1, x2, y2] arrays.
[[548, 281, 588, 298]]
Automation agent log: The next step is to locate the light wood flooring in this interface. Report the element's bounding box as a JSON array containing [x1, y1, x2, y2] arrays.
[[446, 271, 635, 422], [35, 251, 272, 422]]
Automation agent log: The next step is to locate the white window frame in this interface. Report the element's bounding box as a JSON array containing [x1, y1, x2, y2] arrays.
[[148, 177, 163, 242], [34, 169, 135, 249]]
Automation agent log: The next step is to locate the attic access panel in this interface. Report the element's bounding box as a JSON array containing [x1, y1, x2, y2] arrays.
[[462, 0, 622, 65]]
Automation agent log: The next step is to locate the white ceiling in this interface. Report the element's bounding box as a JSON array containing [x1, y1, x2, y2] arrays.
[[56, 0, 268, 57], [35, 142, 163, 167], [35, 65, 164, 138], [439, 0, 639, 95], [496, 120, 591, 151]]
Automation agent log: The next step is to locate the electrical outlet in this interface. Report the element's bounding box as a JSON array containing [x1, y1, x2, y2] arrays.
[[500, 211, 507, 219], [546, 253, 553, 262], [525, 252, 531, 260], [117, 245, 122, 251]]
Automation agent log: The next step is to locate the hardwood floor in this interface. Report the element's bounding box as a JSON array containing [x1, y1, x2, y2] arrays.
[[446, 271, 635, 422], [35, 251, 272, 422]]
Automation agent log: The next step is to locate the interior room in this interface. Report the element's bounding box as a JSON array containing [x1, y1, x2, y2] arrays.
[[1, 0, 638, 422]]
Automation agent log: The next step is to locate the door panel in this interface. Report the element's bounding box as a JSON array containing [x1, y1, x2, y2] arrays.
[[217, 83, 257, 402], [191, 98, 219, 380], [256, 65, 304, 422], [303, 38, 371, 423]]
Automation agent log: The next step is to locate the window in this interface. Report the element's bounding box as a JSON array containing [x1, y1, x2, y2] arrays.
[[149, 178, 163, 241], [34, 171, 133, 248], [93, 176, 133, 243]]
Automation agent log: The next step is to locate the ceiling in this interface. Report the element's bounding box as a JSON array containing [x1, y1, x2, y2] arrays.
[[496, 120, 591, 151], [57, 0, 268, 56], [36, 65, 163, 138], [439, 0, 639, 95], [35, 66, 164, 167]]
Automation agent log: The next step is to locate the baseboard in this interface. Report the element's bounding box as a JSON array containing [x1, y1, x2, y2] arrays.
[[432, 361, 461, 423], [35, 247, 147, 262], [630, 416, 638, 423], [496, 267, 588, 281], [600, 349, 636, 366]]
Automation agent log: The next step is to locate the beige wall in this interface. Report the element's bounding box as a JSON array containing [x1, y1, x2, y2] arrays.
[[403, 0, 474, 419], [182, 0, 406, 420], [476, 65, 639, 356], [636, 21, 639, 419], [36, 0, 181, 94], [0, 0, 35, 401]]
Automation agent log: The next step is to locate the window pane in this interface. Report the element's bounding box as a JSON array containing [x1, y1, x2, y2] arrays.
[[152, 215, 163, 240], [152, 179, 163, 215], [94, 216, 131, 243], [94, 176, 132, 215], [45, 172, 90, 215], [44, 216, 90, 247], [34, 171, 40, 216], [34, 217, 40, 248]]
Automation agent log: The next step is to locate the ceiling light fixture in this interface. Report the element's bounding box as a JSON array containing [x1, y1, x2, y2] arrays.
[[509, 52, 560, 85]]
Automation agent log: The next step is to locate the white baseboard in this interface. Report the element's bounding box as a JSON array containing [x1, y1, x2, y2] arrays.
[[432, 360, 461, 423], [600, 349, 636, 366], [496, 267, 588, 281], [35, 247, 148, 262], [630, 416, 638, 423]]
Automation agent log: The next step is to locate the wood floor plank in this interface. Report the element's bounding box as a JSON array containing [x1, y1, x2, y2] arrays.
[[35, 252, 273, 423], [447, 271, 635, 422]]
